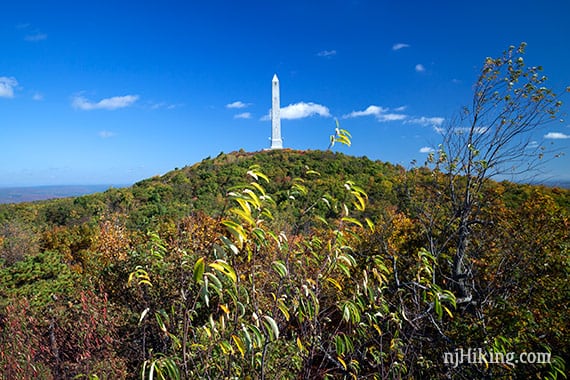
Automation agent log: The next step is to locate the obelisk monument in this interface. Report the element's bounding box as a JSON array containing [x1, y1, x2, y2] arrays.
[[270, 74, 283, 149]]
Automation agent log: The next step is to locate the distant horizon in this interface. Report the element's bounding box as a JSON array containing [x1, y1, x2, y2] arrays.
[[1, 148, 569, 194], [2, 147, 570, 189], [0, 184, 126, 204], [0, 183, 130, 189]]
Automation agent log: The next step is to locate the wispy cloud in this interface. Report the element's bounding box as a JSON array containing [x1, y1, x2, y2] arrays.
[[226, 101, 250, 109], [405, 116, 445, 127], [72, 94, 139, 110], [17, 23, 47, 42], [234, 112, 252, 119], [149, 101, 180, 110], [415, 64, 426, 72], [446, 126, 489, 135], [343, 105, 407, 122], [544, 132, 570, 139], [98, 131, 116, 138], [25, 33, 47, 42], [0, 77, 18, 98], [32, 92, 44, 101], [317, 50, 337, 57], [392, 43, 410, 51], [280, 102, 331, 120], [419, 146, 435, 153]]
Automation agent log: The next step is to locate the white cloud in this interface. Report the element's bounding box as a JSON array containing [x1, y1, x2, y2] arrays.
[[544, 132, 570, 139], [343, 105, 407, 122], [98, 131, 116, 138], [405, 116, 445, 127], [392, 43, 410, 51], [317, 50, 337, 57], [72, 94, 139, 110], [234, 112, 252, 119], [226, 101, 250, 109], [419, 146, 435, 153], [280, 102, 331, 120], [344, 105, 387, 118], [0, 77, 18, 98], [32, 92, 44, 101], [415, 64, 426, 72]]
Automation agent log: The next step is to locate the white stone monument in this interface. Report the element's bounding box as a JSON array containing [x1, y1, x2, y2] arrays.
[[270, 74, 283, 149]]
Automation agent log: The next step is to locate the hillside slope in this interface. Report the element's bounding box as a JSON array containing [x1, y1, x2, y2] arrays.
[[0, 149, 568, 379], [3, 149, 567, 230]]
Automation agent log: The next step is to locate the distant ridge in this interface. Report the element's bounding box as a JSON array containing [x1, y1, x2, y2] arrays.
[[0, 185, 125, 204]]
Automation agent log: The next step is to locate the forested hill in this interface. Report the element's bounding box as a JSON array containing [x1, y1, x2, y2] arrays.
[[1, 149, 568, 230], [0, 149, 405, 229], [0, 149, 568, 379]]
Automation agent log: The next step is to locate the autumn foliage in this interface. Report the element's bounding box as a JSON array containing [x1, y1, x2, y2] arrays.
[[1, 44, 568, 379]]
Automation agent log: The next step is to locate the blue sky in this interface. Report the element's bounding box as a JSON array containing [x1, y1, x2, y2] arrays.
[[1, 0, 569, 186]]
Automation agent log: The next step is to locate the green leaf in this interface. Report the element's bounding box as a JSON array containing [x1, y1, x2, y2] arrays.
[[247, 324, 264, 348], [222, 220, 247, 249], [263, 315, 280, 340], [155, 310, 169, 333], [271, 260, 288, 278], [204, 272, 222, 296], [193, 257, 205, 284], [277, 298, 290, 321], [220, 235, 239, 255]]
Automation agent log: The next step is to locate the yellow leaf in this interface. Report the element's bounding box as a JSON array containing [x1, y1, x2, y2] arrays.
[[373, 323, 382, 336], [326, 277, 343, 292], [337, 356, 347, 370], [232, 335, 246, 357], [209, 260, 238, 283], [220, 304, 230, 315], [296, 337, 304, 351]]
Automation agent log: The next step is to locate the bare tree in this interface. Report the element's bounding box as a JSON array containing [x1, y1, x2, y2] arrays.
[[415, 43, 567, 304]]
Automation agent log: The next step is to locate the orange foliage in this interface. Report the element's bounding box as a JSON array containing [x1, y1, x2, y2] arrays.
[[96, 216, 130, 264]]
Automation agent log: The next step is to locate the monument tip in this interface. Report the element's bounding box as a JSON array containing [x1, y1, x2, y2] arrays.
[[272, 73, 279, 82]]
